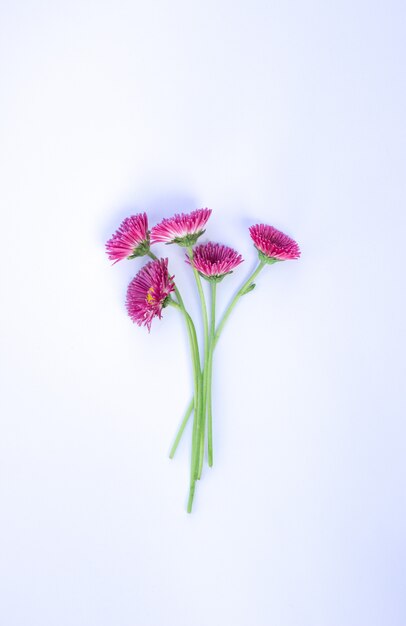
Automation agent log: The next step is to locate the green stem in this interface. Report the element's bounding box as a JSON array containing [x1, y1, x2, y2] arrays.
[[168, 299, 201, 513], [185, 311, 201, 502], [169, 398, 193, 458], [207, 281, 216, 466], [150, 250, 203, 511], [188, 247, 209, 481], [150, 250, 195, 459], [187, 481, 196, 514], [149, 250, 203, 511]]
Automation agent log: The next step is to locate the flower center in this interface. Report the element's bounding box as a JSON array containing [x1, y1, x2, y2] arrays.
[[146, 286, 156, 303]]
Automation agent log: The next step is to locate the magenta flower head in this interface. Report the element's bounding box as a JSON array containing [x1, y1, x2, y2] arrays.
[[249, 223, 301, 264], [106, 213, 150, 263], [126, 258, 175, 331], [150, 208, 212, 247], [187, 242, 243, 282]]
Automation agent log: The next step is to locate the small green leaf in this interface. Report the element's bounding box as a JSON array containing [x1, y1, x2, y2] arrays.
[[241, 283, 256, 295]]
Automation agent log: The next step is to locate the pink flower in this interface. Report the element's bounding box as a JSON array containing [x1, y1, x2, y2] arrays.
[[106, 213, 150, 263], [188, 242, 243, 281], [126, 258, 175, 331], [249, 224, 300, 263], [150, 208, 212, 247]]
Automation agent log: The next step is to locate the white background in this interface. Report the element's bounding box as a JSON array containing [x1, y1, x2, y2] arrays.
[[1, 1, 405, 625]]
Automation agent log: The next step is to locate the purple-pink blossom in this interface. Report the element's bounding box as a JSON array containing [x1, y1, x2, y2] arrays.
[[188, 242, 243, 281], [126, 258, 175, 331], [106, 213, 150, 263], [150, 208, 212, 246], [249, 224, 300, 262]]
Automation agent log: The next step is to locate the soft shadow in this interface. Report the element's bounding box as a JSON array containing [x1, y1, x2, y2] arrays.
[[100, 189, 199, 243]]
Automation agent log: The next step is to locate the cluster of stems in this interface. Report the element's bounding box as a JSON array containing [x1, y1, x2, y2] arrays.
[[160, 247, 266, 513]]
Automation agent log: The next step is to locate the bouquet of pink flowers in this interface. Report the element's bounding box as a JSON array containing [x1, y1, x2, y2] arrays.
[[106, 209, 300, 512]]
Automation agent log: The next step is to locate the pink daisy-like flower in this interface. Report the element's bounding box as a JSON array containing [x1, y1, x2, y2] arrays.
[[187, 242, 243, 282], [126, 258, 175, 331], [106, 213, 150, 263], [249, 223, 300, 263], [150, 208, 212, 247]]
